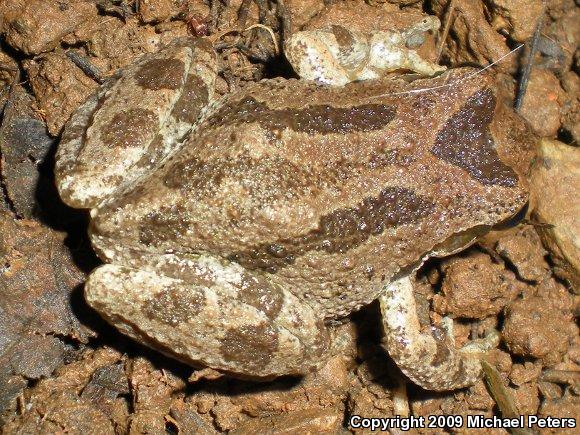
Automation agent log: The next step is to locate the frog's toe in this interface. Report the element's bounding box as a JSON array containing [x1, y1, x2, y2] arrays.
[[379, 277, 498, 391], [84, 255, 330, 379]]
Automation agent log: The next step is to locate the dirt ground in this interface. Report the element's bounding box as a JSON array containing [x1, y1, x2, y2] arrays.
[[0, 0, 578, 433]]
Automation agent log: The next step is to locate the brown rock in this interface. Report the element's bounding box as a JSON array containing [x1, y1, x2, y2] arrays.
[[2, 0, 97, 55], [486, 349, 513, 378], [538, 397, 580, 435], [80, 362, 130, 415], [0, 86, 63, 219], [169, 401, 218, 435], [509, 362, 542, 386], [179, 351, 351, 431], [0, 90, 42, 205], [348, 383, 395, 428], [0, 213, 88, 342], [129, 410, 167, 434], [560, 71, 580, 143], [536, 276, 574, 312], [138, 0, 182, 24], [519, 70, 564, 137], [433, 252, 521, 319], [82, 17, 173, 71], [0, 50, 18, 88], [386, 0, 423, 5], [211, 399, 243, 432], [510, 382, 540, 415], [285, 0, 325, 30], [568, 341, 580, 365], [502, 295, 574, 365], [409, 396, 444, 418], [543, 0, 579, 73], [487, 0, 544, 42], [230, 355, 349, 417], [495, 226, 550, 282], [537, 381, 563, 400], [24, 52, 98, 136], [0, 211, 97, 421], [9, 335, 66, 380], [129, 357, 186, 414], [1, 348, 125, 432], [466, 380, 495, 411], [0, 0, 23, 33], [530, 139, 580, 291], [430, 0, 515, 72]]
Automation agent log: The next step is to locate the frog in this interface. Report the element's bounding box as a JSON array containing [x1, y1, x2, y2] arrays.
[[55, 33, 535, 391]]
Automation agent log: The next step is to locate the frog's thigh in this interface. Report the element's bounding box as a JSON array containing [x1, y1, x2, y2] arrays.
[[85, 260, 330, 379], [380, 277, 499, 391], [285, 31, 351, 86]]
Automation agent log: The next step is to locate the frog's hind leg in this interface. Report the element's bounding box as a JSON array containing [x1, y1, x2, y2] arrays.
[[379, 276, 499, 391], [84, 254, 330, 379]]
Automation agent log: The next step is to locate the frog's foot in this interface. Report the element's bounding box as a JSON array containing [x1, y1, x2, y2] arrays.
[[368, 34, 446, 77], [84, 254, 330, 379], [379, 277, 499, 391]]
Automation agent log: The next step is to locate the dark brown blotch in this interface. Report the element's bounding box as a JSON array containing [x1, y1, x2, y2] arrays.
[[133, 134, 167, 171], [331, 25, 357, 55], [142, 284, 205, 326], [163, 156, 225, 193], [228, 187, 435, 272], [171, 74, 209, 124], [431, 88, 518, 187], [429, 325, 451, 367], [134, 58, 186, 90], [101, 108, 158, 150], [451, 358, 468, 384], [220, 323, 278, 371], [138, 204, 190, 247], [163, 152, 319, 203], [237, 274, 284, 319], [162, 147, 411, 210], [205, 96, 397, 136]]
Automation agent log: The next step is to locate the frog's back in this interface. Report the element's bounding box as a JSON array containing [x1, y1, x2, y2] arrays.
[[91, 69, 534, 319]]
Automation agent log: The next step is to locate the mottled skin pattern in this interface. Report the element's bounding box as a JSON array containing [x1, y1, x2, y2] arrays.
[[55, 37, 535, 388], [57, 38, 217, 208], [285, 17, 446, 85]]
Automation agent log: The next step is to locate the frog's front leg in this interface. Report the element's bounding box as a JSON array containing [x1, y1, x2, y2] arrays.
[[380, 277, 499, 391], [85, 253, 330, 379]]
